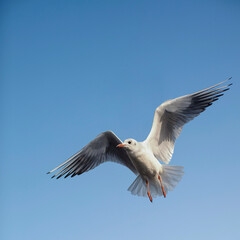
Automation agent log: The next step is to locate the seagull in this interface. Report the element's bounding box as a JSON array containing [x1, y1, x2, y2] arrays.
[[48, 79, 232, 202]]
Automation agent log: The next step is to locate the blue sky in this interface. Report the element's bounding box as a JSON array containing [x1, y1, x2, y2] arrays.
[[1, 0, 240, 239]]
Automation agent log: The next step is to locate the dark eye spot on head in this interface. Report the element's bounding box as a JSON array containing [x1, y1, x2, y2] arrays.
[[128, 141, 131, 144]]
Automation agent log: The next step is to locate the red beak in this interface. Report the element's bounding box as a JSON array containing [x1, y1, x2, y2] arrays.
[[116, 143, 126, 148]]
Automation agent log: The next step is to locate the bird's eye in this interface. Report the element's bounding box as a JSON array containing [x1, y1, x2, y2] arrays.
[[128, 141, 132, 144]]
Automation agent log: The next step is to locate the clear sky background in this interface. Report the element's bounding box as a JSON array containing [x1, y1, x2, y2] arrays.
[[1, 1, 240, 239]]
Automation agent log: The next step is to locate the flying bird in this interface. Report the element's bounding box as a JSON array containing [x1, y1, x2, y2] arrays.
[[48, 79, 231, 202]]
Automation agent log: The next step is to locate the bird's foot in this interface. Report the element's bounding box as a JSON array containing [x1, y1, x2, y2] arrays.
[[158, 175, 166, 198], [147, 192, 153, 202], [146, 180, 153, 203]]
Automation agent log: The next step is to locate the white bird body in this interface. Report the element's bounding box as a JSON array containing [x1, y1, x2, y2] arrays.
[[124, 141, 162, 180], [125, 142, 167, 201], [118, 139, 183, 199], [48, 79, 231, 202]]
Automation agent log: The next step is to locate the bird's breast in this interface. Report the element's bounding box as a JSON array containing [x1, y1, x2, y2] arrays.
[[128, 149, 160, 179]]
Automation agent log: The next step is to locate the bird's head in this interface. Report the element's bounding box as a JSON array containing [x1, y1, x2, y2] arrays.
[[116, 138, 138, 152]]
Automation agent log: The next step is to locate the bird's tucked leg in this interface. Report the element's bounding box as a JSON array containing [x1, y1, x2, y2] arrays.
[[158, 175, 166, 198], [146, 180, 152, 202]]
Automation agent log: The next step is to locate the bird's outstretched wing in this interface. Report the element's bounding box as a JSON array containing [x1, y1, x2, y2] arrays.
[[145, 78, 232, 164], [47, 131, 137, 178]]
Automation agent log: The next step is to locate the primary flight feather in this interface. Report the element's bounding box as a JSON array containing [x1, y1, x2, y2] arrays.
[[48, 79, 232, 202]]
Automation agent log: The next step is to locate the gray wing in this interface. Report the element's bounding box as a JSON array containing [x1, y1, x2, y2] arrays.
[[145, 78, 232, 164], [48, 131, 137, 179]]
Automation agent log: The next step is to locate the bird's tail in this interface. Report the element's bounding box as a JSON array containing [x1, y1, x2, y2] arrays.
[[160, 165, 184, 194], [128, 165, 184, 198]]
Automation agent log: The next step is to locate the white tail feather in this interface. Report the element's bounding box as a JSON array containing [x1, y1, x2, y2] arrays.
[[128, 175, 147, 197], [128, 165, 184, 198]]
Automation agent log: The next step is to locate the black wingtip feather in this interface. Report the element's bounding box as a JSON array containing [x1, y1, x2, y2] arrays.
[[220, 87, 231, 93], [213, 93, 224, 98]]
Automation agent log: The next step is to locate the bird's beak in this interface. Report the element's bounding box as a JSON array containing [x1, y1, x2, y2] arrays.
[[116, 143, 126, 148]]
